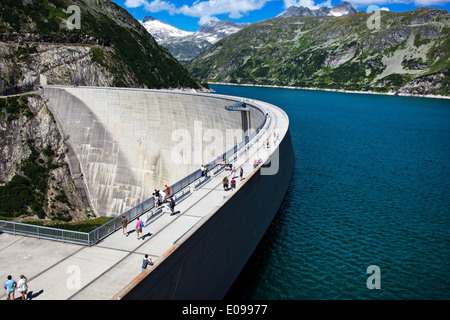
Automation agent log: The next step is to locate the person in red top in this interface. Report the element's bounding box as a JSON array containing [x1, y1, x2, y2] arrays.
[[231, 178, 236, 191], [165, 185, 170, 197]]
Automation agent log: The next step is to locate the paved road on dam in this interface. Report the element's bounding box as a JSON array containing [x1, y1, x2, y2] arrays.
[[0, 97, 288, 300]]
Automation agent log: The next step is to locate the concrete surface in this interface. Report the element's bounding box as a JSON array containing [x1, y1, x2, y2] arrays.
[[0, 88, 293, 300], [43, 86, 265, 217]]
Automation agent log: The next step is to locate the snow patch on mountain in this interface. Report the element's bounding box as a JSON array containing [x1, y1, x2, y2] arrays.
[[140, 17, 249, 64], [140, 16, 193, 42]]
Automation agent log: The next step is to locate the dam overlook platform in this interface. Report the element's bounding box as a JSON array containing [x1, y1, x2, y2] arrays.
[[0, 86, 294, 300]]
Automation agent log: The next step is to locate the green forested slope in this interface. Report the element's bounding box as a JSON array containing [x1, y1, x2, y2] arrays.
[[188, 8, 449, 96]]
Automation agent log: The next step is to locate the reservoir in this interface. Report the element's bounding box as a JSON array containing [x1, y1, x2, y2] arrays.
[[211, 84, 450, 300]]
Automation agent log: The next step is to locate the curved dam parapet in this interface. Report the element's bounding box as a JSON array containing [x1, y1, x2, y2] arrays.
[[42, 86, 265, 217]]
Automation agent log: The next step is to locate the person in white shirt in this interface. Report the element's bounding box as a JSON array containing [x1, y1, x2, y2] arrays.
[[17, 275, 28, 300]]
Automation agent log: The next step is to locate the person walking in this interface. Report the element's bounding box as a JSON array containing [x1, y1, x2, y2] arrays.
[[201, 165, 206, 176], [4, 275, 16, 300], [222, 176, 229, 191], [165, 185, 170, 198], [17, 275, 28, 300], [159, 189, 167, 203], [231, 178, 236, 191], [121, 215, 128, 236], [153, 193, 160, 208], [136, 217, 144, 239], [141, 254, 154, 271], [239, 166, 244, 181], [169, 197, 176, 215]]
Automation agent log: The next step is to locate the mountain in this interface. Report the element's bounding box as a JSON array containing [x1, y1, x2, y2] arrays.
[[196, 20, 251, 42], [188, 7, 450, 96], [277, 1, 358, 17], [142, 17, 250, 65], [141, 16, 194, 42], [0, 0, 206, 95]]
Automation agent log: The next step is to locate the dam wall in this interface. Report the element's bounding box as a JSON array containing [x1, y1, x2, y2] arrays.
[[106, 92, 295, 300], [21, 86, 296, 300], [42, 87, 265, 217]]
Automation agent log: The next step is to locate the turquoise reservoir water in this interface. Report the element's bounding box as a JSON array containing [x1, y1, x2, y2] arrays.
[[210, 84, 450, 300]]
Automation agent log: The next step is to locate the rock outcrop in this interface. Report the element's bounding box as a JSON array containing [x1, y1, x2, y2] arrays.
[[0, 94, 91, 221]]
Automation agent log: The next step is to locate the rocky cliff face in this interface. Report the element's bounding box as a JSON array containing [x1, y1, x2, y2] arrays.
[[0, 94, 91, 221], [188, 8, 450, 96], [0, 42, 120, 94]]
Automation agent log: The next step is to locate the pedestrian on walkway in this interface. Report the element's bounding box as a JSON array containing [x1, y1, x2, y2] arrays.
[[239, 166, 244, 181], [222, 176, 229, 191], [169, 197, 176, 215], [159, 189, 167, 203], [165, 184, 170, 198], [141, 254, 154, 271], [136, 217, 144, 239], [153, 193, 160, 208], [225, 158, 230, 170], [201, 165, 206, 176], [121, 215, 128, 236], [4, 275, 16, 300], [17, 275, 28, 300], [231, 178, 236, 191]]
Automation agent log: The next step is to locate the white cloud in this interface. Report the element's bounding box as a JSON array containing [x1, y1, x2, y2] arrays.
[[125, 0, 176, 14], [283, 0, 332, 10], [124, 0, 146, 8], [179, 0, 274, 24], [125, 0, 274, 25], [125, 0, 450, 26]]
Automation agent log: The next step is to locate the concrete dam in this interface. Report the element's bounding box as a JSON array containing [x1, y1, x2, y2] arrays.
[[0, 86, 294, 300], [43, 86, 266, 217]]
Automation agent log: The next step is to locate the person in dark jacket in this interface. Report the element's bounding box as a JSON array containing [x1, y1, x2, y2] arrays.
[[169, 197, 176, 215]]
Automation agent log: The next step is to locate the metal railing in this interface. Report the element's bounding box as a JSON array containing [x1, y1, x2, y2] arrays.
[[0, 98, 270, 246], [0, 220, 90, 246]]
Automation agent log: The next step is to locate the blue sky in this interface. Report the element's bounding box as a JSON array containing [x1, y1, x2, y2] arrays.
[[112, 0, 450, 31]]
